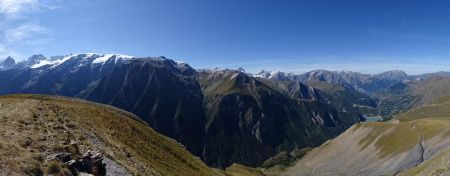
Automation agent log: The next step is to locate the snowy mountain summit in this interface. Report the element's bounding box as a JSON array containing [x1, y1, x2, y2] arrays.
[[28, 53, 134, 69], [0, 53, 140, 71]]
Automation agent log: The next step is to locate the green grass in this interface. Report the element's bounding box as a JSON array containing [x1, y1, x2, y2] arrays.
[[394, 93, 450, 122], [357, 118, 450, 159], [372, 122, 419, 158]]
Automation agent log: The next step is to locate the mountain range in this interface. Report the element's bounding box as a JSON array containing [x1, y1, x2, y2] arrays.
[[1, 54, 450, 174], [255, 69, 450, 116], [0, 54, 364, 169]]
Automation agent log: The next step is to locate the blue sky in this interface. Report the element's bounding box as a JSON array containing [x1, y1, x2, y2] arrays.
[[1, 0, 450, 74]]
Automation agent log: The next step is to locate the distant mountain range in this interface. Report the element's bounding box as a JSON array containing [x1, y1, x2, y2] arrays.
[[1, 54, 450, 169], [254, 69, 450, 116], [254, 69, 448, 95]]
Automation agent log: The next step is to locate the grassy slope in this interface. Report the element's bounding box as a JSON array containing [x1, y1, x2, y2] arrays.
[[410, 77, 450, 108], [0, 94, 264, 176], [394, 94, 450, 175], [283, 94, 450, 176], [395, 94, 450, 122]]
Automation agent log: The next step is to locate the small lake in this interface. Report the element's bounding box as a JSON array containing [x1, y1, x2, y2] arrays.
[[362, 114, 383, 122]]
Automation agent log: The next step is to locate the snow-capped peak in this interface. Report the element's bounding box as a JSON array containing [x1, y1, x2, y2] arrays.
[[30, 53, 81, 68], [254, 70, 276, 78], [30, 53, 134, 69], [92, 54, 134, 64]]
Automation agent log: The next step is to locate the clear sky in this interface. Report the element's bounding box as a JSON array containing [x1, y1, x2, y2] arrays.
[[1, 0, 450, 74]]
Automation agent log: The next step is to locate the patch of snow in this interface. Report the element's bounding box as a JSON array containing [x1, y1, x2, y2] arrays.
[[113, 54, 134, 64], [92, 54, 115, 64], [30, 54, 88, 68], [30, 59, 52, 68], [30, 53, 135, 68], [115, 54, 133, 59], [254, 70, 275, 78], [93, 54, 134, 64]]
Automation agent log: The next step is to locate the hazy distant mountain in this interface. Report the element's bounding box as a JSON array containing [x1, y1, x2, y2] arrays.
[[0, 56, 15, 70], [254, 70, 298, 81], [413, 71, 450, 80], [255, 69, 450, 117], [296, 69, 412, 96], [254, 69, 447, 97], [374, 70, 409, 80], [254, 70, 274, 79]]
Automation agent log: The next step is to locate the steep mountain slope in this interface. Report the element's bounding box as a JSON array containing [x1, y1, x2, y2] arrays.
[[283, 94, 450, 176], [198, 70, 361, 168], [0, 94, 221, 176], [78, 57, 207, 157], [257, 79, 325, 101]]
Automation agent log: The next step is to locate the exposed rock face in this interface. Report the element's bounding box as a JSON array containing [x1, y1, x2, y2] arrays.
[[68, 151, 106, 176], [48, 150, 108, 176]]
